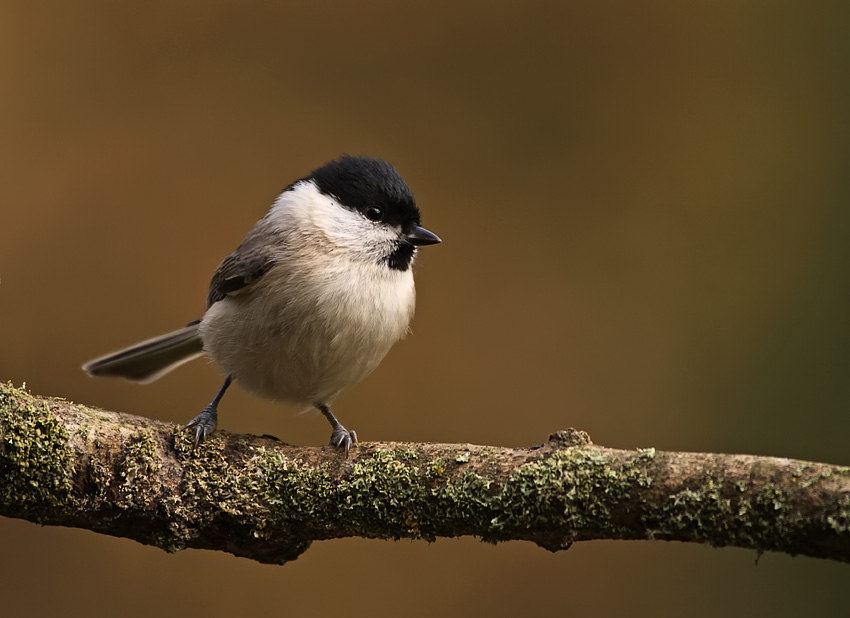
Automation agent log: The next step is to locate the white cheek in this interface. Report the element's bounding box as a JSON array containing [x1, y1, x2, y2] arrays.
[[267, 180, 399, 263], [325, 208, 395, 258]]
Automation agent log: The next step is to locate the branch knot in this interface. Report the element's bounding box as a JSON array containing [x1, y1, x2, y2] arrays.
[[548, 428, 592, 448]]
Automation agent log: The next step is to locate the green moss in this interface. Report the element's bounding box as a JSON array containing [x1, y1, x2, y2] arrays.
[[0, 382, 73, 521]]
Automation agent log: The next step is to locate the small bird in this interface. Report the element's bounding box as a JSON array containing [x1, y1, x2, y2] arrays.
[[83, 155, 440, 456]]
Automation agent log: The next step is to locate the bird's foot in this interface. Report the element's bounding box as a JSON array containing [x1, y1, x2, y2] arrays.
[[184, 405, 218, 449], [330, 424, 358, 458]]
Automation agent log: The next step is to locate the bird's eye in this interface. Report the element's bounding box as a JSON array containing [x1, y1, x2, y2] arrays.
[[364, 206, 383, 222]]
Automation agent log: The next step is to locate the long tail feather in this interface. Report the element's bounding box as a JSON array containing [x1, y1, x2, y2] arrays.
[[82, 322, 204, 383]]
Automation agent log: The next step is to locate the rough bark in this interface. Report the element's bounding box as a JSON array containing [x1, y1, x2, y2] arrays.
[[1, 382, 849, 565]]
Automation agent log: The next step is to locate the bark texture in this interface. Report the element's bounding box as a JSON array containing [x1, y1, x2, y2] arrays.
[[1, 382, 849, 564]]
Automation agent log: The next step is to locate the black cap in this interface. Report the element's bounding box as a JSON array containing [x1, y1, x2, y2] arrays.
[[308, 155, 422, 230]]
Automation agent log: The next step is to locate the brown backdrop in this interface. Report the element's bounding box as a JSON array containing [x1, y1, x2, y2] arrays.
[[2, 1, 849, 615]]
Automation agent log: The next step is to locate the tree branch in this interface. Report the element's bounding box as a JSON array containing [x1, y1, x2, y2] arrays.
[[1, 382, 849, 564]]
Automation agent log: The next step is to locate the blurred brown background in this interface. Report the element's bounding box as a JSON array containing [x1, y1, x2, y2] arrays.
[[2, 1, 849, 615]]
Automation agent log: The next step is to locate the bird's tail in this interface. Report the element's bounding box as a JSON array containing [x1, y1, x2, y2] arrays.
[[82, 321, 204, 383]]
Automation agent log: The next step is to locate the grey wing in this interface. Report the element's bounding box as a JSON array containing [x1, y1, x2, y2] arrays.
[[206, 232, 279, 308]]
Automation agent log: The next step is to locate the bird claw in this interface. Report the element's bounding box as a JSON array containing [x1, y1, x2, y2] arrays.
[[330, 425, 358, 458], [184, 405, 218, 449]]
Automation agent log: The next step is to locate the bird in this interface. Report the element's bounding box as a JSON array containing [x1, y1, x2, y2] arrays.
[[82, 155, 441, 456]]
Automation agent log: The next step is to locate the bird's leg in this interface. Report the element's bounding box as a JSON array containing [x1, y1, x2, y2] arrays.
[[185, 375, 233, 448], [317, 404, 357, 458]]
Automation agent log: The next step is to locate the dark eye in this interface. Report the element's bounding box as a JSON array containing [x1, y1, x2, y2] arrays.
[[364, 206, 383, 222]]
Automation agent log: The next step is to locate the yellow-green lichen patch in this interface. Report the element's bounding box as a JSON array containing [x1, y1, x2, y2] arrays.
[[639, 465, 850, 552], [486, 448, 653, 547], [117, 430, 161, 509], [338, 448, 432, 538], [0, 382, 73, 521], [425, 460, 445, 479], [167, 437, 315, 562], [251, 444, 659, 550], [826, 494, 850, 535], [258, 447, 463, 544], [646, 476, 736, 542], [179, 438, 263, 519]]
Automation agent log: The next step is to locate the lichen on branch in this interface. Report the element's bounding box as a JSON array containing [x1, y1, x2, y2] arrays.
[[1, 382, 849, 564]]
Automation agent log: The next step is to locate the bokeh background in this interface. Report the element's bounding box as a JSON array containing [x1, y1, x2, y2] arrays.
[[2, 1, 849, 615]]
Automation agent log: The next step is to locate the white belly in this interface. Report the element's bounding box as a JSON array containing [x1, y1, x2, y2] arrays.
[[198, 260, 415, 406]]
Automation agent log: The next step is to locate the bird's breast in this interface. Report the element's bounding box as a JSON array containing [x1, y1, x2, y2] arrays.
[[199, 258, 415, 405]]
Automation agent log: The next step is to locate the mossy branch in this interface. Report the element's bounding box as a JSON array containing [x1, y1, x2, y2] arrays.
[[1, 382, 849, 565]]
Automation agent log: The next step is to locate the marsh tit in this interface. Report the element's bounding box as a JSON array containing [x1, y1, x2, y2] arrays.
[[83, 155, 441, 456]]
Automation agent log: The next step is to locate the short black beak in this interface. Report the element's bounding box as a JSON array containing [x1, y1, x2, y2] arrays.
[[405, 225, 441, 246]]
